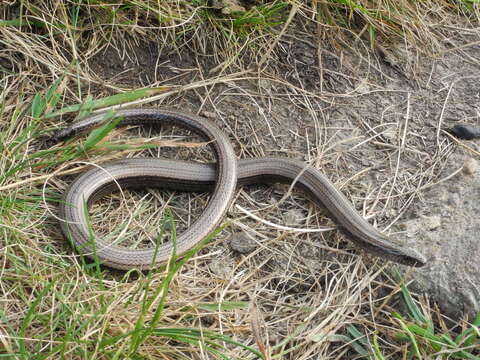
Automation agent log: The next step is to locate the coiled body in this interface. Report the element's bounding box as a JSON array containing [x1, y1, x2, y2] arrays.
[[54, 109, 426, 269]]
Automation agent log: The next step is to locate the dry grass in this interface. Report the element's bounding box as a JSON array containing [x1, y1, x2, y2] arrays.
[[1, 0, 479, 359]]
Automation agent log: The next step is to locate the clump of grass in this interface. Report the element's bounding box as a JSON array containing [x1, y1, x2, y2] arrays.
[[1, 204, 262, 359], [2, 0, 478, 74], [203, 1, 289, 37], [391, 286, 479, 359], [344, 276, 480, 359]]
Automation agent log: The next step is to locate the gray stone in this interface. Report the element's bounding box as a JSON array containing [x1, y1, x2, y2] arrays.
[[229, 231, 258, 254], [462, 157, 478, 176], [208, 258, 233, 279], [381, 126, 398, 143], [398, 153, 480, 320], [200, 111, 217, 119], [211, 0, 246, 14]]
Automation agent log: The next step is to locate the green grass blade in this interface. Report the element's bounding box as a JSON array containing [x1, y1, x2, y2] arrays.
[[270, 323, 306, 358], [394, 270, 427, 324], [82, 110, 120, 151], [128, 211, 171, 352], [152, 328, 262, 358], [42, 87, 171, 119], [401, 283, 427, 323], [128, 210, 220, 355], [372, 334, 385, 360], [31, 76, 64, 119], [0, 18, 47, 28], [31, 93, 46, 119], [395, 317, 423, 360], [18, 280, 57, 358], [196, 301, 249, 311], [402, 323, 442, 352], [455, 312, 480, 346], [345, 325, 373, 359]]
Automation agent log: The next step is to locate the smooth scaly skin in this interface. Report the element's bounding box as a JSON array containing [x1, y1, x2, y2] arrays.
[[53, 109, 427, 270]]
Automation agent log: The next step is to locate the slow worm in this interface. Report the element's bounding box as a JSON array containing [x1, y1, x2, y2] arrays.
[[51, 109, 426, 269]]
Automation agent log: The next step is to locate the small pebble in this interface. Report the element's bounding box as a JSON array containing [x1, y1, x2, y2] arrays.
[[382, 127, 397, 143], [423, 215, 442, 231], [201, 111, 217, 119], [209, 258, 233, 279], [228, 231, 258, 254], [462, 158, 478, 176], [211, 0, 246, 14]]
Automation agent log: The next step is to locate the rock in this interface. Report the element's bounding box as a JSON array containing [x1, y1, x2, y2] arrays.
[[382, 126, 397, 143], [462, 157, 478, 176], [209, 258, 233, 279], [229, 231, 258, 254], [398, 154, 480, 320], [210, 0, 246, 14], [201, 111, 217, 119]]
